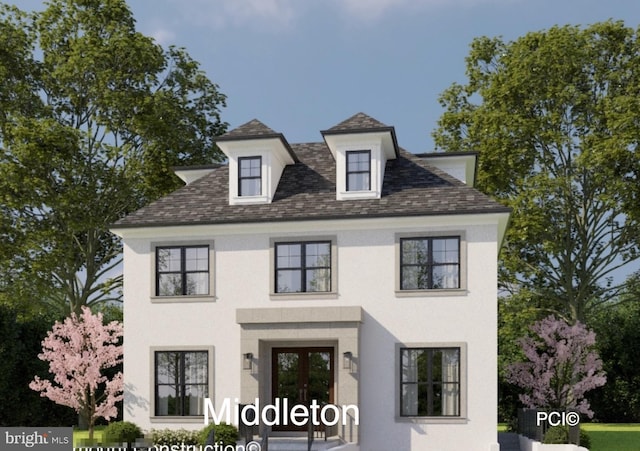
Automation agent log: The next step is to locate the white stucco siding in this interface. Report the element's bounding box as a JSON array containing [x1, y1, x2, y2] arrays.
[[345, 225, 499, 451], [120, 218, 500, 449], [122, 238, 243, 430]]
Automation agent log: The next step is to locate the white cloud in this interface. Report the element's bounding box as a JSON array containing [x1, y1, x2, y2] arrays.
[[339, 0, 414, 21], [223, 0, 296, 25], [337, 0, 518, 22], [151, 0, 517, 35], [170, 0, 297, 31]]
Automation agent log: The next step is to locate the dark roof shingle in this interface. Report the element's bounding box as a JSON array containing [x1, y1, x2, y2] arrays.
[[114, 142, 509, 229], [216, 118, 299, 163], [324, 112, 390, 132], [217, 119, 279, 139]]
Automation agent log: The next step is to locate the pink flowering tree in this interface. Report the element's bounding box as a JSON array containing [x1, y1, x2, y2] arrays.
[[30, 306, 123, 440], [506, 315, 606, 417]]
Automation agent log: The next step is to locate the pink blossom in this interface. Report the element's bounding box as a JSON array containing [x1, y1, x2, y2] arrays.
[[506, 315, 606, 418], [30, 307, 123, 439]]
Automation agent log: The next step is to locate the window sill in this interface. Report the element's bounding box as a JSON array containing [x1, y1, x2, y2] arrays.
[[270, 292, 339, 301], [151, 295, 216, 303], [395, 289, 468, 298], [229, 194, 270, 205], [150, 416, 205, 423], [337, 190, 380, 200], [395, 416, 468, 424]]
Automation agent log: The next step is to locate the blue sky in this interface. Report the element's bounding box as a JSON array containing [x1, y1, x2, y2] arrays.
[[120, 0, 640, 153]]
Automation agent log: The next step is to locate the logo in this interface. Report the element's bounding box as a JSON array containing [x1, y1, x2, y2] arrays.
[[203, 398, 359, 427], [1, 428, 72, 450], [536, 411, 580, 427]]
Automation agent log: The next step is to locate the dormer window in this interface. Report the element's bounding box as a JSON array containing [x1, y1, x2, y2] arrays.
[[238, 156, 262, 196], [215, 119, 298, 206], [346, 150, 371, 191], [322, 112, 399, 201]]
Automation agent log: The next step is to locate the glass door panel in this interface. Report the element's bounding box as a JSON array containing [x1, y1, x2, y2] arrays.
[[307, 351, 331, 404], [272, 347, 334, 431]]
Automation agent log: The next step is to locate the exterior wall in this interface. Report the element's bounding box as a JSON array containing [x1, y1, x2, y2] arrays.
[[120, 215, 500, 450]]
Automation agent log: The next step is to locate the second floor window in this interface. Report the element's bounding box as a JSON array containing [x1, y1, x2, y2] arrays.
[[156, 246, 209, 296], [346, 150, 371, 191], [400, 237, 460, 290], [238, 156, 262, 196], [275, 241, 331, 293]]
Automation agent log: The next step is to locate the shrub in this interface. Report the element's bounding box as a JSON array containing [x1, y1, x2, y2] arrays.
[[149, 428, 200, 446], [103, 421, 143, 445], [543, 425, 569, 444], [200, 423, 238, 447], [543, 425, 591, 448], [505, 416, 518, 433]]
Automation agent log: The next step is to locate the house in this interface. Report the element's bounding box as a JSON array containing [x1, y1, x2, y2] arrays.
[[110, 113, 510, 451]]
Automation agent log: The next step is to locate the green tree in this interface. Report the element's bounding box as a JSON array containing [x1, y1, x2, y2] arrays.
[[0, 305, 77, 426], [590, 273, 640, 422], [498, 291, 540, 424], [0, 0, 227, 315], [433, 21, 640, 323]]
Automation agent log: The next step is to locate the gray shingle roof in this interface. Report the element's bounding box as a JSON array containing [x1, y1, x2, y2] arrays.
[[321, 112, 400, 158], [324, 112, 391, 132], [217, 118, 279, 139], [216, 118, 299, 163], [114, 142, 510, 229]]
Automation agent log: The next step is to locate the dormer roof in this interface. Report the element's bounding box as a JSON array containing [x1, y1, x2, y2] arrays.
[[219, 118, 278, 139], [321, 112, 399, 159], [216, 119, 299, 163], [324, 112, 391, 133]]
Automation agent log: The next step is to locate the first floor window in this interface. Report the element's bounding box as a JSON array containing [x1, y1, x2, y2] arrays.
[[156, 246, 209, 296], [400, 347, 460, 417], [400, 237, 460, 290], [275, 241, 331, 293], [155, 350, 208, 416]]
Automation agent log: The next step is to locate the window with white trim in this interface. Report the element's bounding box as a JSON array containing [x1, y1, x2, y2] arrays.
[[238, 156, 262, 196], [346, 150, 371, 191]]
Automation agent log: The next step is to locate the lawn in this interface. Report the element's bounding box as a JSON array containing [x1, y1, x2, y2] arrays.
[[73, 426, 106, 447], [498, 423, 640, 451], [582, 423, 640, 451]]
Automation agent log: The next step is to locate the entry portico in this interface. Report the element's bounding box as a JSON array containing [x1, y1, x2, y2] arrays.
[[238, 306, 360, 441]]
